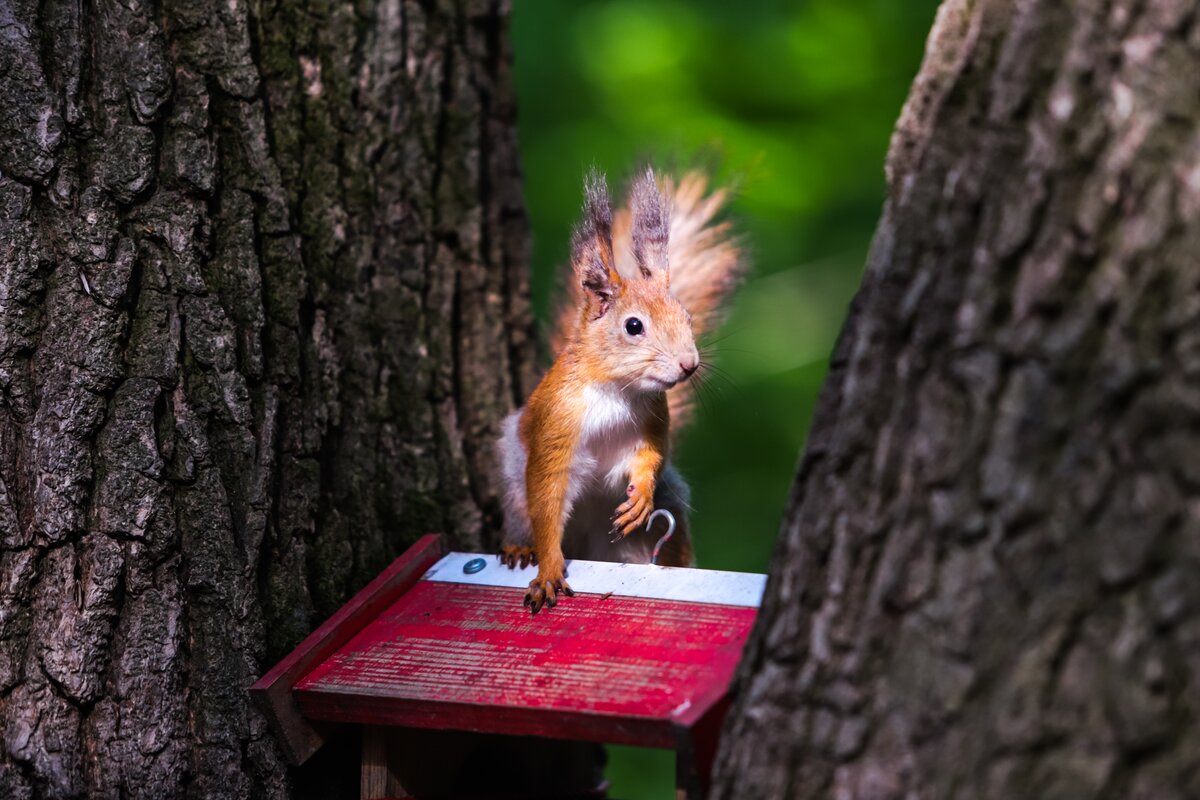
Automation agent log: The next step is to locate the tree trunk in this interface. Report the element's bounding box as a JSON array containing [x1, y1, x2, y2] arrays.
[[713, 1, 1200, 798], [0, 0, 534, 796]]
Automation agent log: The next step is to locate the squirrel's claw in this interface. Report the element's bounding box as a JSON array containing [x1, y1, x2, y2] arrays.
[[498, 545, 537, 570], [524, 572, 573, 615], [612, 488, 653, 536]]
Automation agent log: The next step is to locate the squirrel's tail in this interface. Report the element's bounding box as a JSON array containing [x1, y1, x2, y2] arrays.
[[550, 170, 744, 430]]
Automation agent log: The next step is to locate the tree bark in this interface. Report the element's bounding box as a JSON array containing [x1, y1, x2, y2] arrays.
[[713, 1, 1200, 798], [0, 0, 534, 796]]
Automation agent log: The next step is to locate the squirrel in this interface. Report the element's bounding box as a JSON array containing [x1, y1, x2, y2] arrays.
[[497, 167, 742, 614]]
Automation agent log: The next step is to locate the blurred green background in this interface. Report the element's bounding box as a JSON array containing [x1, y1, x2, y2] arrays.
[[511, 0, 939, 796]]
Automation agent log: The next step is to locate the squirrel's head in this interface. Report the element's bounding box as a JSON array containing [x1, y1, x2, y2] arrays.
[[571, 169, 700, 393]]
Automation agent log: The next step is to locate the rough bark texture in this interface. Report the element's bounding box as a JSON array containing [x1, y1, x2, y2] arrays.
[[714, 1, 1200, 798], [0, 0, 534, 796]]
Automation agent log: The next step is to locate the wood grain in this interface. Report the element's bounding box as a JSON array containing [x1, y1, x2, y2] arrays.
[[293, 580, 756, 748]]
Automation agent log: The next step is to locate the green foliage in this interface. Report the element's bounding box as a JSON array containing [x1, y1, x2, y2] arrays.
[[512, 1, 938, 793]]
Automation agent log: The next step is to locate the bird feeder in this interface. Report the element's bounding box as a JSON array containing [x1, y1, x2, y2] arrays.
[[251, 534, 765, 799]]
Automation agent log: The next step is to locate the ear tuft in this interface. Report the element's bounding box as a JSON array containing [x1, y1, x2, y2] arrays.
[[630, 167, 671, 283], [572, 170, 620, 317]]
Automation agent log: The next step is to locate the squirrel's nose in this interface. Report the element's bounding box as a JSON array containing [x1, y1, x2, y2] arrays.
[[679, 357, 699, 378]]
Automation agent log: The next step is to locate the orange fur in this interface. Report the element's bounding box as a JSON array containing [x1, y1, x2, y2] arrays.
[[518, 357, 583, 604], [612, 394, 668, 534], [503, 169, 728, 613], [551, 171, 744, 428]]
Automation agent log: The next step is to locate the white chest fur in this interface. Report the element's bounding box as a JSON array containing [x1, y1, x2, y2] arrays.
[[574, 384, 649, 491]]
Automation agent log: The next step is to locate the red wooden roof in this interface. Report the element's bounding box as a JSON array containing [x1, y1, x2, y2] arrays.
[[251, 535, 764, 764]]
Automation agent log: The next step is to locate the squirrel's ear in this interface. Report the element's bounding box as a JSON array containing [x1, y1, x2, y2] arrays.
[[630, 167, 670, 285], [572, 171, 621, 317]]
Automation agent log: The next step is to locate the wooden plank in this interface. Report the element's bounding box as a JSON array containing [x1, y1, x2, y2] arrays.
[[426, 552, 767, 607], [250, 534, 445, 764], [303, 690, 675, 748], [293, 580, 756, 748]]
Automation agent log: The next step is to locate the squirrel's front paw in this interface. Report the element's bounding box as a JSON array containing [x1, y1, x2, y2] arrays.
[[612, 482, 653, 538], [498, 545, 537, 569], [524, 563, 574, 615]]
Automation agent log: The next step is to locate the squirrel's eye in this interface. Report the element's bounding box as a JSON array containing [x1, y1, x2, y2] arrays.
[[624, 317, 644, 336]]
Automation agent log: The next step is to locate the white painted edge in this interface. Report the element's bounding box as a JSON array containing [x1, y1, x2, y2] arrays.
[[422, 552, 767, 609]]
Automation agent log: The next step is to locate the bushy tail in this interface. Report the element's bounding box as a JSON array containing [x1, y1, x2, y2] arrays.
[[550, 170, 744, 430]]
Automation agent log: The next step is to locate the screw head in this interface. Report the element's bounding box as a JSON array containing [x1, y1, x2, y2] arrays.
[[463, 557, 487, 575]]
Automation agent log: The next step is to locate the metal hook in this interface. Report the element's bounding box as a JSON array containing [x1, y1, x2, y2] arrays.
[[647, 509, 676, 566]]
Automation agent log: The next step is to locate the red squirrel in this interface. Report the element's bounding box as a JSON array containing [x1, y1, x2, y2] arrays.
[[497, 168, 742, 613]]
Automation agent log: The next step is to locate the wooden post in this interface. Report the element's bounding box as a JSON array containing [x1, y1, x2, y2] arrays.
[[675, 695, 732, 800], [361, 726, 409, 800]]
